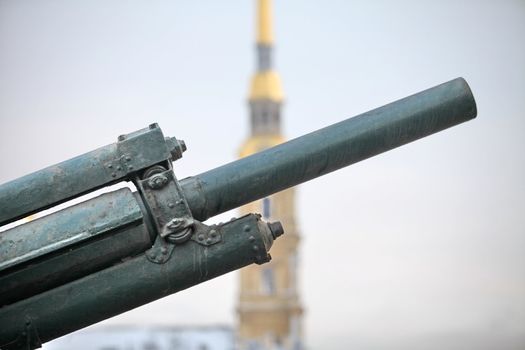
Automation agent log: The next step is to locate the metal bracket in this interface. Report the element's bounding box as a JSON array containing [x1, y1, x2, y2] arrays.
[[136, 163, 195, 264], [104, 153, 136, 178], [145, 233, 176, 264], [146, 218, 223, 264], [190, 221, 222, 246]]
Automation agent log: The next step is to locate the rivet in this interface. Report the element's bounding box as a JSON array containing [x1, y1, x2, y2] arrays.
[[117, 166, 122, 171], [210, 229, 217, 238], [168, 202, 174, 208], [128, 165, 134, 170], [198, 234, 205, 241], [249, 236, 255, 242], [125, 156, 131, 161], [107, 164, 113, 169], [118, 134, 126, 141], [176, 199, 183, 204], [252, 245, 259, 251], [111, 173, 117, 178], [161, 247, 168, 255], [243, 225, 251, 233], [149, 123, 158, 129], [206, 238, 213, 244]]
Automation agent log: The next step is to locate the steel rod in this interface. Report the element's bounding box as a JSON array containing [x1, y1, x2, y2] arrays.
[[181, 78, 477, 221]]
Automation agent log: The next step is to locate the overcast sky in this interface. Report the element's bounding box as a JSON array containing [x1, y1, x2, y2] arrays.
[[1, 1, 524, 349]]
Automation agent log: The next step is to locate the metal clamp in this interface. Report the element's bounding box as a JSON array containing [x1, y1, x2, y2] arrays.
[[136, 163, 195, 264]]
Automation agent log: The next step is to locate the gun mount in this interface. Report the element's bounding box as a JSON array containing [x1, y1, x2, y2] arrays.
[[0, 78, 476, 349]]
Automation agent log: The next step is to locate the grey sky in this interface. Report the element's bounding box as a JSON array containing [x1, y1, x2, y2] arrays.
[[1, 0, 524, 349]]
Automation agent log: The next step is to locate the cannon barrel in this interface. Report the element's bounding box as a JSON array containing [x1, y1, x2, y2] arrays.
[[181, 77, 477, 221], [0, 77, 477, 350]]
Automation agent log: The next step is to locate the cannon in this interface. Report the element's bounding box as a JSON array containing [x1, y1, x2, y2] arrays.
[[0, 78, 477, 349]]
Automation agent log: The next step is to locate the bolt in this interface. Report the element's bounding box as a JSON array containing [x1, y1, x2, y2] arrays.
[[268, 221, 284, 239], [167, 137, 187, 161], [148, 174, 168, 189]]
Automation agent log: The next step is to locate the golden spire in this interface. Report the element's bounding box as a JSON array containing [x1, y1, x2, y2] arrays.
[[249, 0, 283, 102], [257, 0, 273, 45]]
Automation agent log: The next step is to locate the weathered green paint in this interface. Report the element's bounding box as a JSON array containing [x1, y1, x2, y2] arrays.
[[0, 78, 477, 350], [0, 124, 184, 227], [0, 188, 153, 306], [181, 78, 477, 221], [0, 214, 273, 350]]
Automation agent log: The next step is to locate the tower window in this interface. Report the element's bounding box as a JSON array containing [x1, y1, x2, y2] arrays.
[[261, 267, 276, 295], [262, 111, 268, 126]]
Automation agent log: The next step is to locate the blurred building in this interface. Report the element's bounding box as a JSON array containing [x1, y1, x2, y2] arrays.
[[237, 1, 303, 349], [44, 326, 234, 350]]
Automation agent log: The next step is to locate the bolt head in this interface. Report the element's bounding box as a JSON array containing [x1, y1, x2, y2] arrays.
[[167, 218, 183, 230], [148, 174, 168, 189], [268, 221, 284, 239]]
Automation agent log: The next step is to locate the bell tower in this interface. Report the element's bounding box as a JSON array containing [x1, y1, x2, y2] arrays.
[[237, 1, 303, 349]]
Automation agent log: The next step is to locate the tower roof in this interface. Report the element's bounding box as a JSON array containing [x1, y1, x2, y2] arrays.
[[249, 71, 284, 101]]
